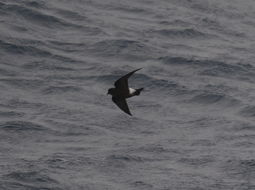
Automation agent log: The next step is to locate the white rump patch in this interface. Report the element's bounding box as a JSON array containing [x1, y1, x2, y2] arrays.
[[129, 88, 136, 95]]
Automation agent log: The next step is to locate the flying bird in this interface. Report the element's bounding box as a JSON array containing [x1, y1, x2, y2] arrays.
[[107, 68, 144, 116]]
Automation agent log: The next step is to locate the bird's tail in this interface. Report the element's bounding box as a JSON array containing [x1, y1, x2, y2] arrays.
[[135, 88, 144, 96]]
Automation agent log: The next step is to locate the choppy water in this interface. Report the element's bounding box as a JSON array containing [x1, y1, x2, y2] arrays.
[[1, 0, 255, 189]]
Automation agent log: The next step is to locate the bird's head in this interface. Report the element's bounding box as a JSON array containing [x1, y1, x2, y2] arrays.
[[107, 88, 115, 95]]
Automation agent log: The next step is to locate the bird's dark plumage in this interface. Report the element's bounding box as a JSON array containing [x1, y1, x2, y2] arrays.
[[112, 97, 132, 115], [108, 68, 143, 116], [114, 68, 142, 94]]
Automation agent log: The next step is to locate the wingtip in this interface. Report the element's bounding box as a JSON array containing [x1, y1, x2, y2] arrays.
[[126, 112, 132, 116], [125, 111, 132, 116], [134, 68, 142, 71], [133, 68, 142, 73]]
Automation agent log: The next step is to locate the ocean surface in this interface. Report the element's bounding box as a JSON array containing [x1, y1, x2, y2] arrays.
[[0, 0, 255, 189]]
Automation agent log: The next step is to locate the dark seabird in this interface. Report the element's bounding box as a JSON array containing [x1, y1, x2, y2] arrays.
[[107, 68, 144, 116]]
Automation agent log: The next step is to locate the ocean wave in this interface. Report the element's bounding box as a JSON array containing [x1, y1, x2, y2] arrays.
[[0, 121, 47, 131], [0, 39, 50, 56], [55, 9, 85, 21], [87, 39, 159, 60], [24, 1, 46, 9], [0, 182, 61, 190], [90, 1, 151, 15], [0, 68, 17, 77], [5, 99, 46, 109], [0, 78, 45, 89], [137, 144, 169, 154], [44, 119, 105, 136], [222, 159, 255, 178], [132, 181, 153, 189], [178, 156, 215, 167], [5, 171, 57, 183], [100, 154, 147, 170], [191, 139, 216, 147], [47, 40, 85, 52], [151, 28, 206, 38], [107, 4, 150, 15], [200, 63, 254, 78], [0, 39, 81, 63], [0, 110, 25, 118], [189, 93, 240, 106], [42, 86, 82, 95], [2, 171, 60, 190], [239, 106, 255, 117], [159, 56, 241, 69], [2, 3, 81, 29], [0, 2, 6, 15], [158, 56, 211, 66], [159, 56, 255, 79], [232, 122, 255, 131], [40, 153, 96, 170], [22, 61, 76, 71], [107, 154, 145, 163]]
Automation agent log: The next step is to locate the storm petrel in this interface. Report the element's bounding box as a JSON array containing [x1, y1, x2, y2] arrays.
[[107, 68, 144, 116]]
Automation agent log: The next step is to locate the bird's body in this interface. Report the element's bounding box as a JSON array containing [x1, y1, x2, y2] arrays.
[[107, 68, 143, 116]]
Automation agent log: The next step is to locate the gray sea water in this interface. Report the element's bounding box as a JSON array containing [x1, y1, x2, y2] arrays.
[[1, 0, 255, 189]]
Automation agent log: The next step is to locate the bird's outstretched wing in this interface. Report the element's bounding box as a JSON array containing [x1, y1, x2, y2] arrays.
[[114, 68, 142, 94], [112, 97, 132, 116]]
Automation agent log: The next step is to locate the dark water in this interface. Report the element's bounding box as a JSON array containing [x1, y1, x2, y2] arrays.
[[1, 0, 255, 189]]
